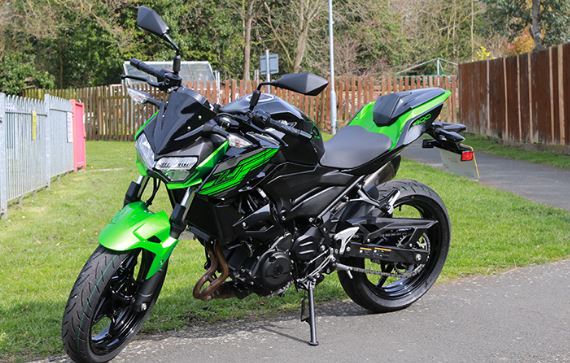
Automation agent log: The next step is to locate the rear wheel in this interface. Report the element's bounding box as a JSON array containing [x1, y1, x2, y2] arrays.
[[62, 246, 167, 363], [338, 180, 450, 312]]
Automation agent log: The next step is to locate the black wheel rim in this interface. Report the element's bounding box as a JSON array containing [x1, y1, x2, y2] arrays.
[[89, 250, 152, 356], [364, 197, 444, 300]]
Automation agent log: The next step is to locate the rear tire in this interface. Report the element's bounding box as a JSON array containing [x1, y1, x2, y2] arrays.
[[338, 180, 450, 313], [62, 246, 166, 363]]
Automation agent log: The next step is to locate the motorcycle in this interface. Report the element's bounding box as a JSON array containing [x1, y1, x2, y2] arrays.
[[62, 6, 473, 362]]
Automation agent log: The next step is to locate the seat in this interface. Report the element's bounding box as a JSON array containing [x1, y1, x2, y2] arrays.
[[373, 88, 445, 126], [320, 126, 392, 169]]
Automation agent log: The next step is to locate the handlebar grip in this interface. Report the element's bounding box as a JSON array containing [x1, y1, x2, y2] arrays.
[[269, 119, 312, 140], [129, 58, 165, 80]]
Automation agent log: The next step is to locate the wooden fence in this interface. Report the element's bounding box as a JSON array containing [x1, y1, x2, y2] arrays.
[[23, 75, 458, 140], [459, 43, 570, 146]]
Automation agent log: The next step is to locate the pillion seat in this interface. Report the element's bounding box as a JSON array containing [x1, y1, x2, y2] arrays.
[[320, 126, 392, 169], [373, 88, 445, 126]]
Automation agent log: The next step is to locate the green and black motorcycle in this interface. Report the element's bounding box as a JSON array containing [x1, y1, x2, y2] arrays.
[[62, 6, 473, 362]]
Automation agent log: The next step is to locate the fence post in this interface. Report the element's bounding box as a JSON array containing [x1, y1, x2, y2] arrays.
[[0, 93, 7, 218], [44, 94, 51, 188]]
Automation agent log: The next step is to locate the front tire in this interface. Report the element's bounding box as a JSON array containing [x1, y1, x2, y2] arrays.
[[62, 246, 166, 363], [338, 180, 450, 313]]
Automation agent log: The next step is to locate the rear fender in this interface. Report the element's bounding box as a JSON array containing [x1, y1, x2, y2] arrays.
[[99, 201, 178, 279]]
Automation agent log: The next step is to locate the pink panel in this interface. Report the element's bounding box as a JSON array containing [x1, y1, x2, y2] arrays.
[[71, 100, 86, 170]]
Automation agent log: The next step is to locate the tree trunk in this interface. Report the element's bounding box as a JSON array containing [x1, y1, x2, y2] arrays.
[[242, 0, 255, 80], [530, 0, 544, 50], [293, 25, 310, 72]]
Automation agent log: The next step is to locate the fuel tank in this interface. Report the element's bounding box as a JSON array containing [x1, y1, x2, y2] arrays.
[[221, 93, 325, 165]]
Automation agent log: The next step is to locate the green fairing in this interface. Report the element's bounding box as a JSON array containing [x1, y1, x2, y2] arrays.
[[166, 140, 230, 190], [349, 91, 451, 149], [135, 111, 159, 140], [99, 201, 177, 279], [136, 158, 148, 176], [200, 148, 278, 196]]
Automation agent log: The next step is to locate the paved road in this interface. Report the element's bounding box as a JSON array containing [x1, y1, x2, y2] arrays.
[[402, 140, 570, 211], [71, 260, 565, 362]]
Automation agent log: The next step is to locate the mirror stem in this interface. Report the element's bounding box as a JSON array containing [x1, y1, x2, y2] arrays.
[[173, 54, 181, 75], [256, 82, 270, 92], [249, 89, 261, 110]]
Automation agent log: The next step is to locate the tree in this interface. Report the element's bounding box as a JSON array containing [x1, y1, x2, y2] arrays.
[[531, 0, 545, 49], [483, 0, 570, 50], [0, 53, 55, 94], [333, 0, 409, 75], [262, 0, 326, 73], [237, 0, 261, 80]]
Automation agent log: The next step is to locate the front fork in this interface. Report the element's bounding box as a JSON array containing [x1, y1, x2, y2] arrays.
[[124, 175, 194, 241], [121, 176, 195, 311]]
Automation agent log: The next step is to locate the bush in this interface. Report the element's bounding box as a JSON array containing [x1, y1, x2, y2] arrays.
[[0, 53, 55, 95]]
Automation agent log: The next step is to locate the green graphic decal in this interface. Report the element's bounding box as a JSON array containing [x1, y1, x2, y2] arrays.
[[349, 90, 450, 149], [200, 148, 278, 196], [413, 113, 433, 125]]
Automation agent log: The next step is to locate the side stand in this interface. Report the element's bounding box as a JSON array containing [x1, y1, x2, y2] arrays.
[[300, 279, 319, 346]]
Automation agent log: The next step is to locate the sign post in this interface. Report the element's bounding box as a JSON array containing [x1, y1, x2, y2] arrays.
[[265, 49, 271, 93], [260, 51, 279, 94]]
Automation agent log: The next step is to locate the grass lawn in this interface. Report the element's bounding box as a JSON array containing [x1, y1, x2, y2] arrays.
[[464, 133, 570, 170], [1, 141, 569, 361]]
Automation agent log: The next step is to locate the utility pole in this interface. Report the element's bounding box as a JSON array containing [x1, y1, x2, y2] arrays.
[[265, 49, 271, 94], [328, 0, 337, 134]]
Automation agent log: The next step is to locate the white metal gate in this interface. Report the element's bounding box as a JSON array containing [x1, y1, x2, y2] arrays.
[[0, 93, 75, 217]]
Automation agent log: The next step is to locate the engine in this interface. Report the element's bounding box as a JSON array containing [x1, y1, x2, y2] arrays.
[[225, 233, 294, 295], [221, 191, 324, 296]]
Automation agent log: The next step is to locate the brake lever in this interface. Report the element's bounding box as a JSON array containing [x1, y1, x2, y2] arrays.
[[121, 74, 149, 82], [121, 74, 161, 88], [246, 119, 288, 147]]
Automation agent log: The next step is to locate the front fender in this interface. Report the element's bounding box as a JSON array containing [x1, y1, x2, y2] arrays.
[[99, 201, 178, 278]]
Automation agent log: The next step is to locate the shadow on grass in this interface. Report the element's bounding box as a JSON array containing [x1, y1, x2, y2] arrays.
[[0, 280, 354, 362]]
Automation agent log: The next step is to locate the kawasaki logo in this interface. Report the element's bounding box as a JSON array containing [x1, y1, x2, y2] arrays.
[[414, 113, 432, 125]]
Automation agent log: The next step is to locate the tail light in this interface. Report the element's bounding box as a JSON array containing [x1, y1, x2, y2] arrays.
[[461, 150, 474, 162]]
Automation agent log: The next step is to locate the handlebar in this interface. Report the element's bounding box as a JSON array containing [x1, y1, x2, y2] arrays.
[[129, 58, 166, 80], [268, 118, 312, 140], [250, 110, 312, 141]]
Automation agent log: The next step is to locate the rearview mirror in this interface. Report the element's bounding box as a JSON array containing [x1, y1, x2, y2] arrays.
[[137, 6, 169, 37], [270, 73, 328, 96], [249, 73, 328, 110], [137, 6, 180, 53]]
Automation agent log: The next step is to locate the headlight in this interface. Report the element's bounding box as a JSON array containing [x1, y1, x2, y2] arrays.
[[136, 134, 198, 182], [155, 156, 198, 182], [136, 133, 155, 169]]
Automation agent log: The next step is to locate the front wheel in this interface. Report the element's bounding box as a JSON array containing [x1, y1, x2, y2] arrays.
[[338, 180, 450, 313], [62, 246, 167, 363]]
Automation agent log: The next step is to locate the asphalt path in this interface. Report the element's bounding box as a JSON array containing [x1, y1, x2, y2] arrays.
[[402, 139, 570, 211], [91, 260, 570, 362]]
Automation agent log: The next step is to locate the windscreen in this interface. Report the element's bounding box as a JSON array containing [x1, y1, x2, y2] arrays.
[[144, 88, 216, 154]]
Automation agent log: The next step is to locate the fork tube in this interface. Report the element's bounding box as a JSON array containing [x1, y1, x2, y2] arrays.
[[124, 176, 150, 205], [169, 188, 195, 239]]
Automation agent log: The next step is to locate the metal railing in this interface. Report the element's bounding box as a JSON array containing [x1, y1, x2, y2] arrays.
[[0, 93, 75, 218]]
